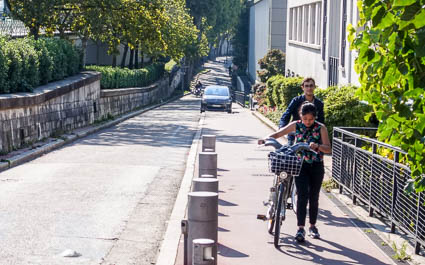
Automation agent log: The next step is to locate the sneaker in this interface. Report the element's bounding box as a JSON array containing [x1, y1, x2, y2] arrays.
[[295, 228, 305, 242], [309, 226, 320, 239]]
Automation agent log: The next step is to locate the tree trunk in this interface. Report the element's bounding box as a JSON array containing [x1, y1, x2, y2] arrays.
[[135, 48, 139, 69], [129, 49, 134, 69], [112, 55, 117, 67], [121, 44, 129, 68], [140, 52, 144, 68], [30, 26, 39, 40], [81, 37, 88, 68]]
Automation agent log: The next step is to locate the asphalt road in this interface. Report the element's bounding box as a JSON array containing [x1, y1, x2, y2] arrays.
[[0, 96, 201, 265]]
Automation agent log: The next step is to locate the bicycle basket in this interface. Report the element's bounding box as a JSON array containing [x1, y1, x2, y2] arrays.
[[268, 151, 303, 176]]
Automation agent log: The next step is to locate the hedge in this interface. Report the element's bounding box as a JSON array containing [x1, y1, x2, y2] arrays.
[[0, 37, 82, 94], [265, 75, 303, 109], [86, 63, 165, 89], [315, 85, 376, 135], [258, 75, 376, 136]]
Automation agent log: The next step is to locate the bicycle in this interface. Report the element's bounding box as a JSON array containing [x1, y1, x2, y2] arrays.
[[257, 137, 313, 248]]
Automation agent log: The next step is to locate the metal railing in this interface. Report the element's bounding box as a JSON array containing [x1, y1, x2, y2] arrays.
[[328, 56, 339, 87], [0, 18, 29, 37], [233, 90, 248, 108], [332, 127, 425, 254]]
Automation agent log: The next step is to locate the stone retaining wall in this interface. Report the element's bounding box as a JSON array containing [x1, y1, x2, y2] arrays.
[[0, 71, 178, 154]]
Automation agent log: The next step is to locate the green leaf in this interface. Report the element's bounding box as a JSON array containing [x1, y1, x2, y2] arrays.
[[414, 10, 425, 29], [397, 63, 409, 75], [393, 0, 418, 7], [404, 179, 415, 194], [376, 12, 395, 29], [400, 2, 422, 21], [372, 6, 386, 27], [364, 112, 373, 121], [386, 117, 399, 129], [417, 114, 425, 134]]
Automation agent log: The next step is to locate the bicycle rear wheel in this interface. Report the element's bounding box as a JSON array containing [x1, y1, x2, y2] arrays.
[[274, 183, 286, 248]]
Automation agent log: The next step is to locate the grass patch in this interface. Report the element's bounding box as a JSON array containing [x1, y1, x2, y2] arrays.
[[322, 178, 339, 192], [94, 113, 115, 125], [392, 241, 411, 261]]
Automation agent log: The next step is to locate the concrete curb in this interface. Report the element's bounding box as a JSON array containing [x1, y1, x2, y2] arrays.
[[155, 113, 205, 265], [0, 92, 190, 173]]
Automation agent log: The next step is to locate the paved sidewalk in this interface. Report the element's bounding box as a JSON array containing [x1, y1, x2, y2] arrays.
[[172, 103, 397, 265], [167, 57, 399, 265]]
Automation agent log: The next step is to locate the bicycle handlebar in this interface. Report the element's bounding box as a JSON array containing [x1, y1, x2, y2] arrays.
[[262, 138, 317, 154]]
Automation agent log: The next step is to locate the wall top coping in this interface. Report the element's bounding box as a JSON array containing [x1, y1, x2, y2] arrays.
[[0, 71, 101, 110], [100, 83, 158, 97]]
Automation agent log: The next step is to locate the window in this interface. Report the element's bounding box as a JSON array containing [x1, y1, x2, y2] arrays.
[[316, 2, 321, 45], [298, 7, 303, 42], [304, 5, 309, 43], [310, 4, 316, 44], [289, 1, 322, 47]]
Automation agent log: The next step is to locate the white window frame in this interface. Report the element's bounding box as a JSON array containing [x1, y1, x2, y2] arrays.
[[288, 1, 322, 50]]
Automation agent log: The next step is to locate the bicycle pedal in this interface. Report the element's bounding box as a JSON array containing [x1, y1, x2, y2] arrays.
[[263, 201, 271, 206], [286, 203, 293, 209], [257, 214, 267, 221]]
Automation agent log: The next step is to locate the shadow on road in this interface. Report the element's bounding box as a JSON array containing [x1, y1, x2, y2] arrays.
[[218, 243, 250, 258]]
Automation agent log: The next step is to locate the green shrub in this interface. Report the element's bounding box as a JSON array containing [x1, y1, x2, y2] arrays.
[[0, 36, 9, 93], [87, 63, 165, 89], [43, 38, 67, 80], [60, 39, 81, 76], [265, 75, 303, 109], [0, 37, 81, 94], [3, 39, 40, 93], [257, 49, 286, 83], [33, 38, 54, 84], [319, 85, 376, 135]]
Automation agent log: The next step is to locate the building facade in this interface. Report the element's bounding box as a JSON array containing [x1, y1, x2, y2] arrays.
[[248, 0, 288, 82], [0, 0, 9, 16], [285, 0, 359, 88]]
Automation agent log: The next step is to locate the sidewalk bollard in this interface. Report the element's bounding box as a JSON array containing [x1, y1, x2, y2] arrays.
[[182, 220, 189, 265], [199, 152, 217, 178], [192, 178, 219, 193], [200, 174, 215, 179], [187, 192, 218, 265], [202, 135, 216, 152], [193, 239, 215, 265]]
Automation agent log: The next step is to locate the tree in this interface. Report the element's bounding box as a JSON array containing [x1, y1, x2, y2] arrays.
[[231, 0, 249, 73], [257, 49, 286, 83], [349, 0, 425, 192], [9, 0, 57, 39]]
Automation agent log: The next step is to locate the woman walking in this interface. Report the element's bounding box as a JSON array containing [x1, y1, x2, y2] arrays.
[[258, 102, 331, 242]]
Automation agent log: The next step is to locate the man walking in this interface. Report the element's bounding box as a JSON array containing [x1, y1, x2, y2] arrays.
[[278, 77, 324, 129]]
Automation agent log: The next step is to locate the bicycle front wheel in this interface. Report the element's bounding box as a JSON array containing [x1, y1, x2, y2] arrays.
[[274, 183, 286, 248], [291, 180, 298, 214]]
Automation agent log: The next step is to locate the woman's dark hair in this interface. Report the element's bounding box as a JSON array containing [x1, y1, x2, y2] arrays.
[[300, 101, 317, 117]]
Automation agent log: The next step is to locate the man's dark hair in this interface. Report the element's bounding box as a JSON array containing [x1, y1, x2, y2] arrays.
[[300, 101, 317, 117], [301, 77, 316, 87]]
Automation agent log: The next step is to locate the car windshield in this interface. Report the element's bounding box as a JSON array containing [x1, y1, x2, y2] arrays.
[[204, 87, 229, 96]]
